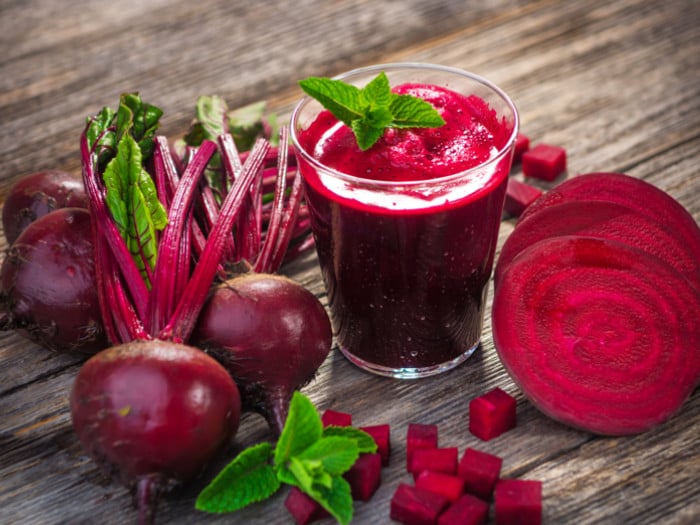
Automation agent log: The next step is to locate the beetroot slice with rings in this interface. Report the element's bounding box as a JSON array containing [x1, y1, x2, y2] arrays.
[[517, 172, 700, 259], [492, 235, 700, 436], [494, 199, 700, 291]]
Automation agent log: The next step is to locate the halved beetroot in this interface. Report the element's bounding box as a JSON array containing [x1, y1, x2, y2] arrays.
[[518, 172, 700, 262], [492, 236, 700, 435], [494, 199, 700, 290]]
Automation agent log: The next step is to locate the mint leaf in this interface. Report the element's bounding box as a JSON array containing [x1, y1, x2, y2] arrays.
[[274, 391, 323, 466], [322, 426, 378, 454], [306, 475, 354, 525], [299, 71, 445, 150], [196, 442, 280, 514], [296, 436, 359, 476]]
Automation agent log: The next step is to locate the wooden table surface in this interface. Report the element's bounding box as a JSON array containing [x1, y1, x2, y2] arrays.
[[1, 0, 698, 523]]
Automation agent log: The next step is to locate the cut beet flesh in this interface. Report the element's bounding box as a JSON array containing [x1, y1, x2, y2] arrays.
[[512, 133, 530, 164], [409, 447, 459, 477], [285, 486, 329, 524], [522, 143, 566, 181], [492, 235, 700, 435], [390, 483, 450, 525], [494, 479, 542, 525], [469, 388, 517, 441], [406, 423, 438, 471], [321, 409, 352, 427], [494, 199, 700, 291], [415, 470, 465, 503], [360, 424, 391, 466], [518, 172, 700, 264], [438, 493, 490, 525], [503, 178, 543, 218], [458, 447, 503, 500], [344, 453, 382, 501]]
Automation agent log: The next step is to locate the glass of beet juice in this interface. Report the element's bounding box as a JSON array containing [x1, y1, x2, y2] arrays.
[[290, 63, 518, 378]]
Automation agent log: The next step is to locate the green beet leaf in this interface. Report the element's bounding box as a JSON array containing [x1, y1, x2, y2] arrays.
[[196, 442, 280, 514]]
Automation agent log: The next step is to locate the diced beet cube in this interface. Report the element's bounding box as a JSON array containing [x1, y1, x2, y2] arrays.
[[390, 483, 450, 525], [469, 388, 517, 441], [415, 470, 465, 503], [438, 493, 490, 525], [285, 486, 330, 525], [344, 453, 382, 501], [360, 424, 391, 466], [522, 143, 567, 182], [513, 133, 530, 164], [504, 178, 543, 218], [409, 447, 458, 477], [458, 447, 503, 500], [406, 423, 438, 470], [321, 409, 352, 427], [494, 479, 542, 525]]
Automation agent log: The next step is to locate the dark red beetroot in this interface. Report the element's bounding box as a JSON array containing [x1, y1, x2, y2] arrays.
[[285, 486, 330, 524], [521, 144, 566, 181], [0, 208, 106, 354], [494, 199, 700, 290], [360, 424, 391, 466], [321, 409, 352, 427], [503, 178, 543, 218], [458, 448, 503, 501], [438, 493, 489, 525], [192, 272, 332, 435], [409, 447, 459, 478], [2, 170, 88, 245], [390, 483, 450, 525], [415, 470, 465, 503], [512, 133, 530, 164], [469, 388, 516, 441], [344, 452, 382, 501], [492, 235, 700, 435], [518, 172, 700, 259], [494, 479, 542, 525], [406, 423, 438, 470], [70, 340, 241, 524]]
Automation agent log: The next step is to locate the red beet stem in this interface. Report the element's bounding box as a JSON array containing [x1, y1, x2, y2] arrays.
[[159, 137, 269, 342], [135, 474, 161, 525]]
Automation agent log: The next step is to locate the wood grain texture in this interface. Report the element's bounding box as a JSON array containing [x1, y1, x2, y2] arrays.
[[1, 0, 698, 523]]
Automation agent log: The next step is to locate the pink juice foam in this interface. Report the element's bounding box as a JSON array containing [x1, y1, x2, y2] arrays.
[[297, 83, 513, 373]]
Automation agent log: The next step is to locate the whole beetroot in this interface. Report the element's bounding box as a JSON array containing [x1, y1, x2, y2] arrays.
[[192, 272, 332, 435], [2, 170, 88, 245], [70, 340, 242, 524], [0, 207, 106, 354]]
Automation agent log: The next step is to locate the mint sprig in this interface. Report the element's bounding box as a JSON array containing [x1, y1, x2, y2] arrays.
[[299, 71, 445, 150], [195, 392, 377, 525]]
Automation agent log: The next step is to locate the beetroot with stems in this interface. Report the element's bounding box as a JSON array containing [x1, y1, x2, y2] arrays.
[[494, 199, 700, 291], [0, 207, 106, 354], [70, 341, 241, 524], [2, 169, 88, 245], [492, 235, 700, 435]]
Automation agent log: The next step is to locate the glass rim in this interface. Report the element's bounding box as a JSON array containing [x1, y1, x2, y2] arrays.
[[289, 62, 520, 189]]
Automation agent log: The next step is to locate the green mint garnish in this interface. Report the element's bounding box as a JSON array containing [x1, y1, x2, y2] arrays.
[[195, 392, 378, 525], [299, 71, 445, 150]]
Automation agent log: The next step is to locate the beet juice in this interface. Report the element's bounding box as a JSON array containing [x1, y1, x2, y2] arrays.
[[291, 64, 518, 378]]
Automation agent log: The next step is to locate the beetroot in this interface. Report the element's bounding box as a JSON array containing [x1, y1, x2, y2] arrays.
[[518, 172, 700, 257], [285, 486, 330, 524], [503, 178, 543, 218], [390, 483, 450, 525], [492, 235, 700, 435], [409, 447, 459, 478], [2, 169, 88, 245], [192, 272, 332, 435], [438, 494, 489, 525], [415, 470, 465, 503], [494, 199, 700, 291], [0, 207, 106, 354], [322, 409, 353, 427], [494, 479, 542, 525], [406, 423, 438, 470], [344, 452, 382, 501], [458, 448, 503, 501], [70, 340, 241, 524], [469, 388, 516, 441], [512, 133, 530, 164], [522, 144, 566, 181], [360, 424, 391, 466]]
